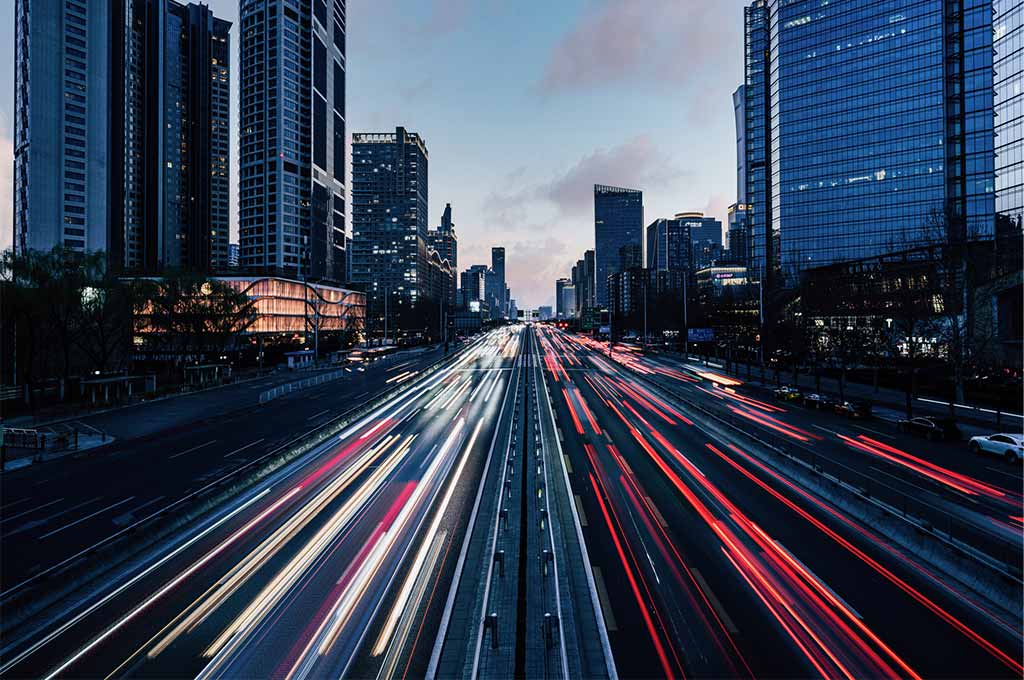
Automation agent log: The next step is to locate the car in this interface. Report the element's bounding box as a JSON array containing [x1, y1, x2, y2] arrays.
[[969, 433, 1024, 463], [898, 416, 961, 441], [834, 399, 872, 418], [802, 393, 837, 410], [773, 386, 802, 402]]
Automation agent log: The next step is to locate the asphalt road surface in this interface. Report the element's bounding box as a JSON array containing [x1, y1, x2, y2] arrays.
[[537, 326, 1021, 679], [0, 328, 521, 678]]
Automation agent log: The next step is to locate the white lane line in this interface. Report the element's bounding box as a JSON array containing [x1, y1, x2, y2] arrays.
[[223, 438, 266, 458], [306, 409, 331, 421], [38, 497, 137, 540], [5, 498, 104, 537], [0, 498, 66, 524], [0, 497, 32, 513], [169, 440, 218, 459]]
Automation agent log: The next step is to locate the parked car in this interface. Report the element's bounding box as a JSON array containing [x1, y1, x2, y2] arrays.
[[969, 433, 1024, 463], [834, 399, 872, 418], [898, 416, 961, 441], [773, 386, 802, 402], [802, 393, 837, 410]]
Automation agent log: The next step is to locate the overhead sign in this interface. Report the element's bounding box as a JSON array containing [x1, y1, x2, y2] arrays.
[[687, 327, 715, 342]]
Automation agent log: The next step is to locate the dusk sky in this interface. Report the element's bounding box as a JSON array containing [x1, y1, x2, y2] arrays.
[[0, 0, 748, 308]]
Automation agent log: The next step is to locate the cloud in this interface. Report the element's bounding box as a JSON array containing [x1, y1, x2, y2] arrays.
[[539, 135, 683, 217], [538, 0, 744, 95], [483, 135, 685, 233]]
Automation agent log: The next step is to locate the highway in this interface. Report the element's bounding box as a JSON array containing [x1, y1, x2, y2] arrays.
[[537, 326, 1022, 679], [0, 345, 447, 594], [0, 328, 522, 678], [1, 324, 1020, 679]]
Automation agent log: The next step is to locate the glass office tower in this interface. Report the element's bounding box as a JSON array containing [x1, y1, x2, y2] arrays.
[[594, 184, 643, 306], [239, 0, 347, 282], [995, 0, 1022, 235], [744, 0, 995, 286]]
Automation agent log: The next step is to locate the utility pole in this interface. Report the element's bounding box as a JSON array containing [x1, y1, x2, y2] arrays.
[[643, 275, 648, 350]]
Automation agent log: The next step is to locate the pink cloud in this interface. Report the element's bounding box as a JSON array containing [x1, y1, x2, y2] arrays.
[[539, 0, 745, 94]]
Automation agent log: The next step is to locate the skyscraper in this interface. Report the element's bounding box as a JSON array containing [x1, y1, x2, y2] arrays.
[[239, 0, 346, 282], [491, 246, 506, 318], [995, 1, 1022, 237], [733, 84, 747, 204], [351, 127, 429, 335], [646, 216, 693, 272], [555, 278, 571, 319], [119, 0, 231, 272], [743, 0, 995, 285], [15, 0, 114, 256], [430, 203, 458, 273], [14, 0, 232, 273], [594, 184, 643, 306]]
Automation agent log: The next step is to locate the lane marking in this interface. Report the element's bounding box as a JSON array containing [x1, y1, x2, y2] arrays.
[[169, 440, 218, 459], [223, 438, 266, 458], [39, 497, 137, 540], [306, 409, 331, 421], [574, 495, 588, 526], [591, 567, 619, 631], [691, 568, 739, 634], [0, 498, 66, 524], [644, 495, 668, 529]]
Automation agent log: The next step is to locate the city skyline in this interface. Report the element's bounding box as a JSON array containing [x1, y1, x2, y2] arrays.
[[0, 0, 749, 307]]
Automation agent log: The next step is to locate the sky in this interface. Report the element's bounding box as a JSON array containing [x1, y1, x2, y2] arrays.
[[0, 0, 749, 308]]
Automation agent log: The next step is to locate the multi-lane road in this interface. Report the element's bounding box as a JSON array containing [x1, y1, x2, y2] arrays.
[[1, 325, 1021, 679]]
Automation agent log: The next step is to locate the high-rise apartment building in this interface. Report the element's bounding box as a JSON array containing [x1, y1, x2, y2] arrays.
[[594, 184, 643, 306], [14, 0, 114, 256], [351, 127, 429, 334], [460, 265, 487, 309], [239, 0, 347, 282], [743, 0, 995, 285], [15, 0, 231, 273], [727, 203, 751, 268], [119, 0, 231, 272], [733, 84, 747, 204]]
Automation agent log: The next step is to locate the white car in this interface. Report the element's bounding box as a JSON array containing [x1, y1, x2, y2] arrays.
[[969, 433, 1024, 463]]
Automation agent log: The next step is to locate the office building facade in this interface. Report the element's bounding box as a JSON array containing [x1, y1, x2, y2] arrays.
[[351, 127, 429, 335], [995, 1, 1022, 236], [555, 277, 571, 319], [14, 0, 114, 256], [239, 0, 346, 282], [743, 0, 996, 286], [594, 184, 643, 306], [646, 216, 693, 272], [14, 0, 232, 273]]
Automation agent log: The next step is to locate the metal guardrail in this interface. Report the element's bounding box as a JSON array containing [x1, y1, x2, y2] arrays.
[[258, 369, 348, 404]]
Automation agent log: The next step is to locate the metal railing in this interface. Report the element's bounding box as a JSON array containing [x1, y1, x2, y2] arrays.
[[258, 369, 348, 404]]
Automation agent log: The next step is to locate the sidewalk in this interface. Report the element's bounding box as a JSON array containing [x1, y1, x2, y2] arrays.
[[2, 432, 111, 472], [666, 352, 1022, 433]]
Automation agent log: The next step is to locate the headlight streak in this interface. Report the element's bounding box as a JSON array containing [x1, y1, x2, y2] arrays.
[[278, 421, 468, 680], [35, 487, 277, 680], [197, 434, 418, 675], [144, 435, 405, 662], [371, 418, 486, 664]]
